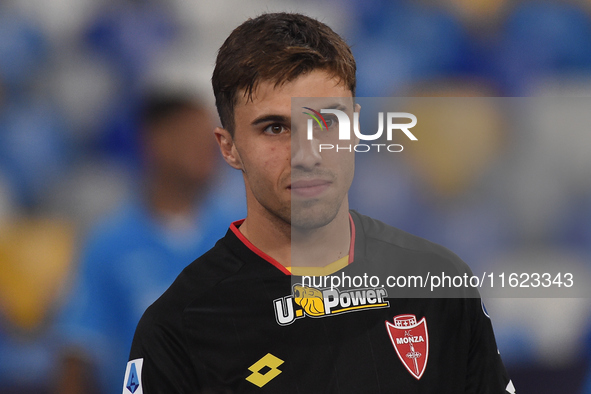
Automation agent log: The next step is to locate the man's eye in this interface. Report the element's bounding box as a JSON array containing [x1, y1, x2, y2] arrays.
[[324, 116, 337, 128], [264, 124, 287, 135]]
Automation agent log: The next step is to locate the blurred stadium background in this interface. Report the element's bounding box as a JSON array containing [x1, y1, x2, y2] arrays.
[[1, 0, 591, 392]]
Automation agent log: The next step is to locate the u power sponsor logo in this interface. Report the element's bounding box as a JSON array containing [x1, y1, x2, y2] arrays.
[[303, 107, 417, 153], [273, 284, 389, 325]]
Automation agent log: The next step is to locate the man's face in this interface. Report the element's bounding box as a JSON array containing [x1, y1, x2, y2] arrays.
[[147, 108, 217, 187], [223, 69, 356, 230]]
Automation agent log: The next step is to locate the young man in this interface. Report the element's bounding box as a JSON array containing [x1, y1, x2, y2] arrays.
[[125, 13, 514, 393]]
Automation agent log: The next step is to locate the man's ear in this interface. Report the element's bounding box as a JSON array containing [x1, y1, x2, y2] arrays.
[[214, 127, 244, 171]]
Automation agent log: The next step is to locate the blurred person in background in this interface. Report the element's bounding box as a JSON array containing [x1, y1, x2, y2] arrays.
[[55, 91, 245, 394]]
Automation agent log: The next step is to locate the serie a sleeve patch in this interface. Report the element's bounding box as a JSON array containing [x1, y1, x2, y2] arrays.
[[122, 358, 144, 394]]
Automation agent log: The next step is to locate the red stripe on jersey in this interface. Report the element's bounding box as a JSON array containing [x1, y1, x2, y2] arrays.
[[348, 213, 355, 264], [230, 220, 291, 275], [230, 213, 357, 275]]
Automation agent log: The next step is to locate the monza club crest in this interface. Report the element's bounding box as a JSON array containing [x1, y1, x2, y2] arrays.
[[385, 314, 429, 380]]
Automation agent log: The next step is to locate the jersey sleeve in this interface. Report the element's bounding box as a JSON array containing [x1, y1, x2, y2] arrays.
[[465, 298, 515, 394], [124, 307, 200, 394]]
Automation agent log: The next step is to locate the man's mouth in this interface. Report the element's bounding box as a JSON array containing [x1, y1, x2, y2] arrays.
[[289, 179, 332, 198]]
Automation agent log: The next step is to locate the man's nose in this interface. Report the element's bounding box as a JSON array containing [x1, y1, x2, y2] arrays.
[[291, 126, 322, 169]]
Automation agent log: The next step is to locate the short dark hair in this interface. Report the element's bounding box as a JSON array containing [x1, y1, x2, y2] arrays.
[[140, 91, 207, 132], [212, 12, 356, 134]]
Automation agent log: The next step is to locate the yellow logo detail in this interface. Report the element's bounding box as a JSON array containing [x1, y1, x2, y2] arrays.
[[293, 285, 325, 316], [245, 353, 284, 388]]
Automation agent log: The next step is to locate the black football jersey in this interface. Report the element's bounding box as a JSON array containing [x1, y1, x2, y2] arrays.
[[124, 211, 514, 393]]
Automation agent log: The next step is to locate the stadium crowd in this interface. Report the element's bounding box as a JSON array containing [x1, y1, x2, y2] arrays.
[[2, 0, 591, 392]]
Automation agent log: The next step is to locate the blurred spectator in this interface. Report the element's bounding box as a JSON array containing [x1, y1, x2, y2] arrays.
[[493, 1, 591, 95], [0, 99, 72, 208], [0, 4, 71, 210], [84, 0, 178, 87], [442, 0, 509, 29], [55, 91, 245, 393], [80, 0, 180, 165], [0, 5, 47, 92], [349, 1, 476, 96]]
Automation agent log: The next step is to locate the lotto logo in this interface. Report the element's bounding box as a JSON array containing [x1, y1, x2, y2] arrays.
[[246, 353, 284, 388]]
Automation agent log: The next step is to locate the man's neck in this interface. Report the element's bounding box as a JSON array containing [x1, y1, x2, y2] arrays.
[[291, 204, 351, 268], [239, 202, 351, 268]]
